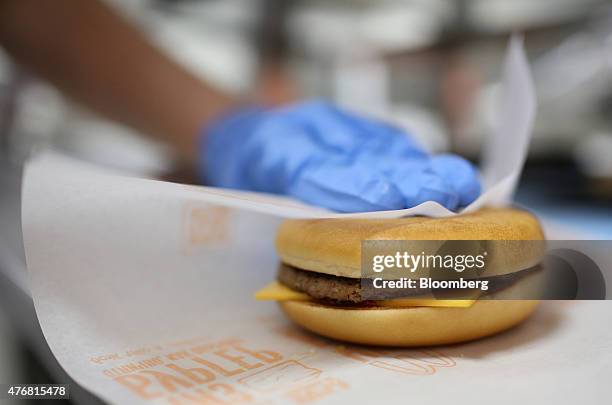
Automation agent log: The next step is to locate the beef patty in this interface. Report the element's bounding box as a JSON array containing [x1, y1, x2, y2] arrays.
[[277, 263, 540, 303]]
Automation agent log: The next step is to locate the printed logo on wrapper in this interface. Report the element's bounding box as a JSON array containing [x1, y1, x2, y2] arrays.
[[100, 337, 285, 403], [91, 332, 458, 404], [277, 326, 457, 376], [181, 203, 232, 253], [238, 360, 321, 392], [89, 336, 358, 404], [284, 377, 350, 405]]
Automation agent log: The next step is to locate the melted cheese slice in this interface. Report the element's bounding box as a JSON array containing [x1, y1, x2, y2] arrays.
[[255, 281, 475, 308]]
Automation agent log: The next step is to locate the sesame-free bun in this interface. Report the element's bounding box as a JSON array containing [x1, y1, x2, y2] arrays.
[[276, 207, 545, 279], [275, 208, 544, 346], [280, 298, 539, 347]]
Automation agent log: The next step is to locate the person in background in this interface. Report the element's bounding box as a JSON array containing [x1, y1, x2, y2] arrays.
[[0, 0, 480, 212]]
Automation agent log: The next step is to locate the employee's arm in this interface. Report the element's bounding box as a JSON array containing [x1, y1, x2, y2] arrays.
[[0, 0, 235, 162], [0, 0, 481, 212]]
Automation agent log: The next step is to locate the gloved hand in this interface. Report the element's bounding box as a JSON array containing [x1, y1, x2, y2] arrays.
[[199, 101, 480, 212]]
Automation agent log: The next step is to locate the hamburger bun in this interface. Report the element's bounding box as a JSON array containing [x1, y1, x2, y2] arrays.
[[280, 289, 539, 347], [273, 207, 545, 346], [277, 207, 545, 279]]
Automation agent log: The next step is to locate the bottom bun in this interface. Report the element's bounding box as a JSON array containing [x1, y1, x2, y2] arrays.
[[279, 299, 539, 346]]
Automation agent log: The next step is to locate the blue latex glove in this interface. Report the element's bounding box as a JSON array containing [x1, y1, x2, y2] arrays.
[[199, 101, 480, 212]]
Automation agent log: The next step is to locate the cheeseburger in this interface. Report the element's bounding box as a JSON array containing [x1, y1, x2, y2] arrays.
[[257, 207, 545, 346]]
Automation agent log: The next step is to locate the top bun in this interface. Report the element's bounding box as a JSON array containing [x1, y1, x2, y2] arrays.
[[276, 207, 545, 279]]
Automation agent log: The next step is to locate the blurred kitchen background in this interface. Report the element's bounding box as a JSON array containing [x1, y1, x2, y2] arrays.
[[1, 0, 612, 402]]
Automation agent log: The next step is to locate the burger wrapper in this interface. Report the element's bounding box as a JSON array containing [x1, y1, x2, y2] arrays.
[[20, 37, 609, 404]]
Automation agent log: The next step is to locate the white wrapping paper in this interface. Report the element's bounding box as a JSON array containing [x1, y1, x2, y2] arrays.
[[21, 37, 610, 404]]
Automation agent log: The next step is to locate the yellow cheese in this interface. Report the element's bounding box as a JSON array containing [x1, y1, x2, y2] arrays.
[[255, 282, 475, 308], [255, 281, 311, 301]]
